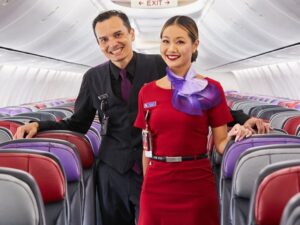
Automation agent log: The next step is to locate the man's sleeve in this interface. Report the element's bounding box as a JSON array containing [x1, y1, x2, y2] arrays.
[[227, 109, 250, 127], [38, 70, 96, 133]]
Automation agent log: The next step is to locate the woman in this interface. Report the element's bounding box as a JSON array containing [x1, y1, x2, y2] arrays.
[[134, 15, 251, 225]]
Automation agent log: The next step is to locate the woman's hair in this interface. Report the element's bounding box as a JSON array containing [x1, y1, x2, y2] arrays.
[[160, 15, 199, 62]]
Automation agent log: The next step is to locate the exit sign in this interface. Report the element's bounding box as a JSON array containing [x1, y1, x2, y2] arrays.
[[131, 0, 178, 8]]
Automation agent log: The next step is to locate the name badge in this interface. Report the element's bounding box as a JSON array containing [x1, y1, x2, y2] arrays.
[[144, 101, 157, 109]]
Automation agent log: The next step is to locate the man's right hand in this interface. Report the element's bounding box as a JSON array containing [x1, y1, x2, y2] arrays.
[[13, 122, 39, 139]]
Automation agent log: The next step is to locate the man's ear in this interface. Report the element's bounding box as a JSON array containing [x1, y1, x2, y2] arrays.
[[130, 28, 135, 41]]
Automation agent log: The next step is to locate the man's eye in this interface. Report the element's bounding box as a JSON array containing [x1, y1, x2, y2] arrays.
[[99, 38, 108, 43], [115, 33, 122, 38]]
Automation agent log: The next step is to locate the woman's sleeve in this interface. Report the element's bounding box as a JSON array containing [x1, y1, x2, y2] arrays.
[[134, 87, 146, 129], [207, 82, 233, 128]]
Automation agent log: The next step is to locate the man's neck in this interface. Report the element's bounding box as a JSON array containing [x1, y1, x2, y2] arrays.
[[112, 51, 134, 69]]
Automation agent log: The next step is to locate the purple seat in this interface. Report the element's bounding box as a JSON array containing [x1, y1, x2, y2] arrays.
[[0, 139, 83, 225], [220, 135, 300, 225], [0, 107, 32, 116], [85, 128, 101, 157]]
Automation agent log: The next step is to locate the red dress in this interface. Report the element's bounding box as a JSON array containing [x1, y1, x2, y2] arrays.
[[134, 78, 233, 225]]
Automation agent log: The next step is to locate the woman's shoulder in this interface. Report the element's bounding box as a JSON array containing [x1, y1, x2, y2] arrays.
[[203, 76, 223, 90]]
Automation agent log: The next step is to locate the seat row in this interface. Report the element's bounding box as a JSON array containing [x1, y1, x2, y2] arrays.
[[0, 127, 101, 225], [208, 133, 300, 225]]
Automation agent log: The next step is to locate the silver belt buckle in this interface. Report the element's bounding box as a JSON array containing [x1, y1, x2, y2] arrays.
[[165, 156, 182, 163]]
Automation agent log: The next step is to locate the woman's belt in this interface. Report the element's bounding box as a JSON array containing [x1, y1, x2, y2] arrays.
[[150, 153, 207, 163]]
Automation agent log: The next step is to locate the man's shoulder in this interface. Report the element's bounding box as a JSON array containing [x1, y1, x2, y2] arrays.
[[83, 61, 110, 77]]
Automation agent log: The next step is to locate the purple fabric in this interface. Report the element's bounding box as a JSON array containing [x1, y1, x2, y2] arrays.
[[85, 129, 101, 157], [166, 67, 221, 115], [0, 141, 81, 181], [120, 69, 131, 102], [0, 107, 32, 116], [222, 135, 300, 178]]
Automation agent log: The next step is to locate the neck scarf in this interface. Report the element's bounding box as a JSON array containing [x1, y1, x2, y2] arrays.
[[166, 66, 221, 115]]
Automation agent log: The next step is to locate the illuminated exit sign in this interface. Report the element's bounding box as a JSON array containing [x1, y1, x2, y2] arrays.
[[131, 0, 178, 8]]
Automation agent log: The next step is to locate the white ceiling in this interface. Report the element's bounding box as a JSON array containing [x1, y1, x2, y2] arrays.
[[0, 0, 299, 73]]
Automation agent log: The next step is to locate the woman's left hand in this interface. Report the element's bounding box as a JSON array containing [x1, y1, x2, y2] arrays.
[[228, 124, 253, 142]]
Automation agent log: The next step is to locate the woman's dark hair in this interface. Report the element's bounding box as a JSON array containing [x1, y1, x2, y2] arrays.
[[92, 10, 131, 42], [160, 15, 199, 62]]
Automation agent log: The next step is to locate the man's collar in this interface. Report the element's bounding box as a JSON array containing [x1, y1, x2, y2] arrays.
[[109, 52, 137, 80]]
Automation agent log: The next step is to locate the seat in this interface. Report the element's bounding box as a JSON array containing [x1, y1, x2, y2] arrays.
[[283, 116, 300, 135], [280, 193, 300, 225], [220, 135, 300, 225], [1, 115, 39, 123], [0, 138, 84, 225], [270, 111, 300, 130], [231, 144, 300, 225], [0, 167, 46, 225], [257, 108, 296, 120], [16, 112, 57, 121], [248, 160, 300, 225], [0, 127, 13, 143], [284, 207, 300, 225], [0, 107, 32, 116], [36, 130, 96, 225], [0, 151, 69, 225], [85, 128, 101, 157], [250, 105, 282, 117], [0, 120, 22, 135]]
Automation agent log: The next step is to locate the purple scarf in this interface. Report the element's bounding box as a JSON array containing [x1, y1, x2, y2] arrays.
[[166, 67, 221, 115]]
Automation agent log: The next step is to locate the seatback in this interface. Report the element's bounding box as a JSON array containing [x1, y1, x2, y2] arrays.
[[283, 116, 300, 135], [257, 108, 295, 120], [231, 145, 300, 225], [16, 112, 57, 121], [0, 127, 13, 143], [250, 105, 282, 117], [0, 151, 69, 225], [36, 130, 96, 225], [248, 161, 300, 225], [0, 167, 46, 225], [85, 128, 101, 157], [280, 193, 300, 225], [270, 112, 300, 130], [0, 120, 22, 135], [0, 138, 83, 225], [220, 135, 300, 225], [284, 207, 300, 225]]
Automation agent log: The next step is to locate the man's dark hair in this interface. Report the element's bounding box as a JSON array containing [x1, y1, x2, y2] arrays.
[[92, 10, 132, 42]]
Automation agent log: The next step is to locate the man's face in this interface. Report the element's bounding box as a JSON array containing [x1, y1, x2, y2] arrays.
[[95, 16, 135, 68]]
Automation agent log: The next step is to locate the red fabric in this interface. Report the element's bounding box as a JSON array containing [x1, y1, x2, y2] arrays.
[[0, 153, 65, 203], [135, 78, 232, 225], [255, 166, 300, 225], [36, 132, 94, 168], [135, 78, 233, 157], [283, 116, 300, 135], [0, 120, 21, 135]]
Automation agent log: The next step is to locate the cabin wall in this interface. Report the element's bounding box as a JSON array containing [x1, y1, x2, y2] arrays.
[[0, 64, 84, 107], [233, 61, 300, 100]]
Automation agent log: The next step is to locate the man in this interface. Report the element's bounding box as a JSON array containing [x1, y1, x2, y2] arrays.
[[14, 10, 269, 225]]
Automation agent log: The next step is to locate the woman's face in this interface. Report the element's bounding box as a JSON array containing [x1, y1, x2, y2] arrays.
[[160, 24, 198, 76]]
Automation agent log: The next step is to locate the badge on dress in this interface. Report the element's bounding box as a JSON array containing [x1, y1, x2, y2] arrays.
[[144, 101, 157, 109]]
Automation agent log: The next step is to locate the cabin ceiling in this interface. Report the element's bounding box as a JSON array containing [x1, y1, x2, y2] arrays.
[[0, 0, 299, 73]]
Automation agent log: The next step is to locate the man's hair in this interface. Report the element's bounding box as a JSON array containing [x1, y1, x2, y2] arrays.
[[92, 10, 132, 41]]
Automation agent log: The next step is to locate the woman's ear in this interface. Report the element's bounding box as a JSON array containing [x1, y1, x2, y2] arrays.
[[193, 39, 199, 52]]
